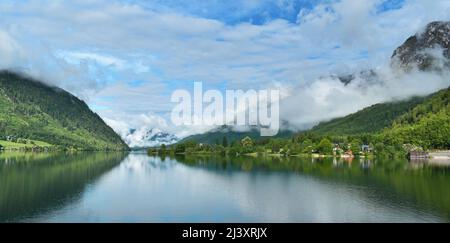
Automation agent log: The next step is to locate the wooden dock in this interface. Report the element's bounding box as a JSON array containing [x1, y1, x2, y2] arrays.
[[408, 151, 429, 160]]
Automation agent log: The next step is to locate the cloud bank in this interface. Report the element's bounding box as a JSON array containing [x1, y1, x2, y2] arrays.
[[280, 66, 450, 130]]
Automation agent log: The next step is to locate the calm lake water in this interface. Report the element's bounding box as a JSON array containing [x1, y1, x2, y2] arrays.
[[0, 152, 449, 223]]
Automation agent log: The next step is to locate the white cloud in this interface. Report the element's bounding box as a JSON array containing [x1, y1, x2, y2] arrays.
[[0, 30, 23, 67], [58, 51, 126, 69]]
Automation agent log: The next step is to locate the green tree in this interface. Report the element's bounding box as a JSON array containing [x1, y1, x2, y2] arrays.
[[222, 136, 228, 147], [175, 143, 186, 154], [241, 136, 254, 154], [270, 140, 281, 153], [241, 136, 254, 147], [158, 144, 167, 155], [316, 138, 333, 155], [350, 139, 362, 154], [301, 139, 313, 154]]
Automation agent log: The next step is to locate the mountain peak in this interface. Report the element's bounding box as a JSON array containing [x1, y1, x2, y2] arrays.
[[392, 21, 450, 71]]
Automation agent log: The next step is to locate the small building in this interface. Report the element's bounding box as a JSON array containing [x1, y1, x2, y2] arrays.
[[361, 145, 373, 153]]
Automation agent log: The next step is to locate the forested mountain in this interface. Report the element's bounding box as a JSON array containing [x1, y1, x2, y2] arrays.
[[310, 96, 427, 135], [306, 88, 450, 150], [0, 71, 129, 150]]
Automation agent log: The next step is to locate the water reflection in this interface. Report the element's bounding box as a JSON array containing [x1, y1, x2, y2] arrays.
[[175, 155, 450, 222], [0, 152, 126, 222], [1, 152, 449, 222]]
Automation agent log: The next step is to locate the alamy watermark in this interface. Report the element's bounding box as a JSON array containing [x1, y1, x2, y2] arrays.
[[171, 82, 280, 136]]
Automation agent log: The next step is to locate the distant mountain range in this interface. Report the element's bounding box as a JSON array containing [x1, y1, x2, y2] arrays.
[[180, 125, 294, 145], [124, 128, 179, 148], [0, 71, 129, 150]]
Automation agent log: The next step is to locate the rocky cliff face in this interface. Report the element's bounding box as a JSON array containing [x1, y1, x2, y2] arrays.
[[339, 21, 450, 85], [392, 21, 450, 71]]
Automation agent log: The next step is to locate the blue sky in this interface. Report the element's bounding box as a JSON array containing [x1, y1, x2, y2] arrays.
[[132, 0, 405, 24], [0, 0, 449, 141], [130, 0, 328, 25], [130, 0, 407, 24]]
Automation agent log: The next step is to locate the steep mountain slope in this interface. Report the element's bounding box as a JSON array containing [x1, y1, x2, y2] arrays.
[[310, 96, 427, 135], [383, 88, 449, 149], [309, 88, 449, 149], [0, 71, 129, 150]]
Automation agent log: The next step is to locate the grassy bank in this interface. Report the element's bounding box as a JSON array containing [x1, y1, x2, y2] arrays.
[[0, 139, 53, 151]]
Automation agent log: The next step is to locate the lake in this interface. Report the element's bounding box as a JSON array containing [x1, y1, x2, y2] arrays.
[[0, 152, 449, 223]]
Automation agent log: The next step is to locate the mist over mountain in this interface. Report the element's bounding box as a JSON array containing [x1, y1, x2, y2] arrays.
[[124, 127, 179, 148], [333, 22, 450, 86]]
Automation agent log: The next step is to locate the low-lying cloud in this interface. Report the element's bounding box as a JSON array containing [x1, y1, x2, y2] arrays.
[[280, 64, 450, 131]]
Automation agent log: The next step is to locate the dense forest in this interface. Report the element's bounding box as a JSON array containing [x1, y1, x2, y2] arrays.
[[382, 88, 449, 149], [0, 71, 129, 151]]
